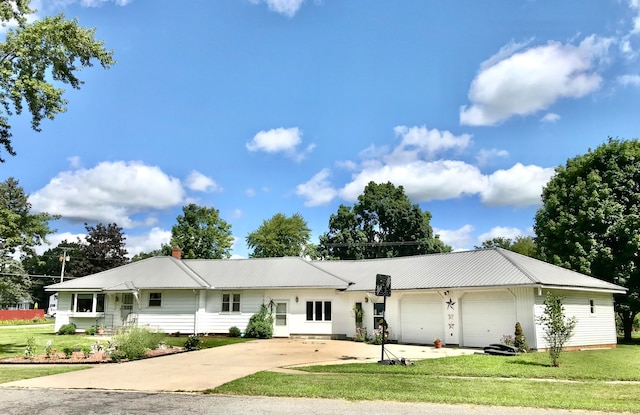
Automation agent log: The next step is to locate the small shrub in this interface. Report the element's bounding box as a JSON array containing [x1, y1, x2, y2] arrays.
[[245, 304, 273, 339], [109, 349, 126, 363], [57, 323, 77, 335], [513, 322, 530, 353], [24, 336, 36, 359], [113, 327, 163, 361], [81, 346, 91, 358], [538, 292, 577, 367], [45, 340, 53, 358], [353, 326, 368, 342], [85, 325, 97, 336], [184, 334, 201, 351], [228, 326, 241, 337], [500, 334, 514, 347], [62, 347, 74, 359]]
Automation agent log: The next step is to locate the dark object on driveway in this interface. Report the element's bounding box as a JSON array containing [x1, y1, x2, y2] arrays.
[[483, 343, 519, 356]]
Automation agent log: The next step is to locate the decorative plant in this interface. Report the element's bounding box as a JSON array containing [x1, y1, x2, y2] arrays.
[[537, 292, 577, 367], [228, 326, 241, 337], [24, 336, 36, 359], [353, 326, 368, 342], [57, 323, 77, 335], [500, 334, 514, 347], [63, 347, 74, 359], [245, 304, 274, 339], [353, 304, 364, 328], [85, 325, 97, 336], [81, 346, 92, 358], [45, 340, 53, 358], [513, 322, 530, 353], [433, 338, 442, 348], [184, 335, 201, 351]]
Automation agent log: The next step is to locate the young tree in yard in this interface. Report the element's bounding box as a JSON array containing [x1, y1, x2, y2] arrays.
[[246, 213, 314, 258], [319, 182, 451, 259], [0, 0, 115, 162], [170, 203, 233, 259], [74, 223, 128, 276], [0, 177, 55, 306], [538, 292, 576, 367], [534, 138, 640, 341]]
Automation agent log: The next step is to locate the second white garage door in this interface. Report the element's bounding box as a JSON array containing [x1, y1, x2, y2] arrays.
[[400, 294, 444, 344], [461, 290, 515, 348]]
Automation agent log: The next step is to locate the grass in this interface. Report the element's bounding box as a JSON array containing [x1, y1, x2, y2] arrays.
[[163, 335, 248, 349], [0, 318, 54, 326], [0, 325, 108, 359], [0, 366, 91, 384], [209, 345, 640, 413]]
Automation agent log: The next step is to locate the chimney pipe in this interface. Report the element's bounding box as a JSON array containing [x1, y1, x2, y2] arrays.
[[171, 247, 182, 260]]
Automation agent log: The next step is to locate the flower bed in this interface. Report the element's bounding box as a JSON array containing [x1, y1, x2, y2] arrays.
[[0, 346, 184, 364]]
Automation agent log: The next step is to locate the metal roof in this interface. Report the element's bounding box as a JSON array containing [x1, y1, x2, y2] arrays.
[[45, 248, 626, 294], [183, 256, 352, 289], [46, 256, 208, 291], [311, 248, 627, 293]]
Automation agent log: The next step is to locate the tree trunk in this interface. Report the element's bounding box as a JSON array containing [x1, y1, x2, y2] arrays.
[[620, 311, 635, 342]]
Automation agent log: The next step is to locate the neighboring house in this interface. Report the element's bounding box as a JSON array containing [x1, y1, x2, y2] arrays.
[[46, 248, 626, 350]]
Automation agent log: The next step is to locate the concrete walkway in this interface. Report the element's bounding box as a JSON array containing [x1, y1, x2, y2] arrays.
[[0, 339, 473, 392]]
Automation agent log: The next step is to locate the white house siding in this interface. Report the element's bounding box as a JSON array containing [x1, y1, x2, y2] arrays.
[[197, 290, 263, 334], [54, 292, 107, 332], [534, 289, 617, 349], [134, 290, 197, 333]]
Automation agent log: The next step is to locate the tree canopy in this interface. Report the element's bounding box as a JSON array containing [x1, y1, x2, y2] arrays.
[[0, 0, 114, 162], [170, 203, 233, 259], [246, 213, 314, 258], [73, 223, 128, 277], [534, 138, 640, 341], [475, 235, 537, 257], [319, 181, 451, 259], [0, 177, 55, 306]]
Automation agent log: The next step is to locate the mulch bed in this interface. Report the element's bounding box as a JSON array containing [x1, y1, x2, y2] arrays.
[[0, 347, 185, 364]]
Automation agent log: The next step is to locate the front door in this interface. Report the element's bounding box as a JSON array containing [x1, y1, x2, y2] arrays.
[[272, 301, 289, 337]]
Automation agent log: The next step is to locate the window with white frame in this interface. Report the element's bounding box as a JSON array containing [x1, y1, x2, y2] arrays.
[[222, 293, 240, 312], [70, 293, 106, 313], [306, 301, 332, 321], [149, 292, 162, 307]]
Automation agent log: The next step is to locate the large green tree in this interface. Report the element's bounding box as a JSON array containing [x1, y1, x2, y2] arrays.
[[475, 235, 537, 257], [246, 213, 314, 258], [0, 177, 55, 306], [170, 203, 233, 259], [319, 181, 451, 259], [74, 223, 128, 276], [534, 138, 640, 341], [0, 0, 114, 162]]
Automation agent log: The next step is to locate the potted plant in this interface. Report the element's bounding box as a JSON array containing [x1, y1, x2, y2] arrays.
[[433, 338, 442, 349], [97, 325, 105, 335]]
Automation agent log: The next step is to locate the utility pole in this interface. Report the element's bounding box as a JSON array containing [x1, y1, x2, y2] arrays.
[[59, 249, 70, 283]]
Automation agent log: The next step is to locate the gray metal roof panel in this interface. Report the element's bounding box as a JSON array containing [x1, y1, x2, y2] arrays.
[[183, 256, 351, 289], [46, 257, 208, 291]]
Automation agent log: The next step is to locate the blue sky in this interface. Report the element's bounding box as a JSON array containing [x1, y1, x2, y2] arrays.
[[3, 0, 640, 258]]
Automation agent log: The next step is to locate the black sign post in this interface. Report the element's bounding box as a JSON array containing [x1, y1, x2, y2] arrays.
[[375, 274, 391, 364]]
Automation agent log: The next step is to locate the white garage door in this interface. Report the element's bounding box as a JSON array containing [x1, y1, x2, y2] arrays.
[[400, 294, 444, 344], [461, 291, 515, 348]]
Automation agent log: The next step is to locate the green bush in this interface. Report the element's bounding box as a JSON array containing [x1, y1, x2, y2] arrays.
[[109, 349, 126, 363], [62, 347, 74, 358], [513, 322, 530, 353], [24, 336, 36, 359], [81, 345, 91, 358], [184, 334, 201, 351], [113, 326, 163, 361], [245, 304, 273, 339], [57, 323, 77, 335], [228, 326, 241, 337], [85, 325, 97, 336]]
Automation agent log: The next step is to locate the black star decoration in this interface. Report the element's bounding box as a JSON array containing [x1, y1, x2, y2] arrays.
[[449, 323, 455, 329], [446, 298, 456, 310]]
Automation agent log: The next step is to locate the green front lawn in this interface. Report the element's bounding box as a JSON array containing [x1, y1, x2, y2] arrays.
[[0, 326, 107, 359], [210, 346, 640, 413], [0, 366, 91, 383]]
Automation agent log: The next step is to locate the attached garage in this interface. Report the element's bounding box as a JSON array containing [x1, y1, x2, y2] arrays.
[[400, 293, 444, 344], [461, 290, 515, 347]]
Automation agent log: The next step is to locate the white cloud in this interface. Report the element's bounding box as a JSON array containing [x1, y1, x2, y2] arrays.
[[476, 148, 508, 166], [388, 125, 472, 163], [618, 74, 640, 87], [460, 36, 612, 126], [295, 168, 338, 207], [231, 209, 243, 219], [125, 227, 171, 258], [185, 171, 220, 192], [30, 161, 185, 227], [245, 188, 256, 197], [250, 0, 305, 17], [481, 163, 555, 207], [477, 226, 529, 243], [540, 113, 561, 123], [434, 225, 475, 251], [246, 127, 313, 161]]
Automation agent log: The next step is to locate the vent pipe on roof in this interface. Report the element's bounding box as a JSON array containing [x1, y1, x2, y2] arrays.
[[171, 247, 182, 260]]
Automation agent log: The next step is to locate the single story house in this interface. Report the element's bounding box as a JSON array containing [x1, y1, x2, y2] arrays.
[[46, 248, 626, 350]]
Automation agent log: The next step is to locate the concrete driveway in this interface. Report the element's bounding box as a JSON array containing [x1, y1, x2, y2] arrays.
[[1, 339, 473, 392]]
